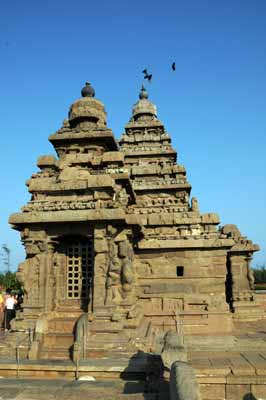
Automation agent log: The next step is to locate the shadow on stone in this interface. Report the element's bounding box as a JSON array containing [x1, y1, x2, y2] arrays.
[[243, 394, 257, 400], [122, 351, 169, 399]]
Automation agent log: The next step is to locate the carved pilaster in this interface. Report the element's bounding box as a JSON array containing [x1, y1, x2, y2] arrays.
[[44, 252, 56, 312]]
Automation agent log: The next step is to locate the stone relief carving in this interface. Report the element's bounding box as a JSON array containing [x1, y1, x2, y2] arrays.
[[175, 191, 189, 204], [105, 236, 121, 305], [22, 199, 116, 212], [113, 185, 130, 207], [17, 254, 42, 306], [104, 226, 136, 306], [119, 240, 135, 294], [234, 290, 254, 302], [22, 239, 46, 256]]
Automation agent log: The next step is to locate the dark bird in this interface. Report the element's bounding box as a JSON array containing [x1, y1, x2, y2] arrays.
[[144, 74, 152, 82], [142, 68, 148, 75], [171, 62, 176, 71]]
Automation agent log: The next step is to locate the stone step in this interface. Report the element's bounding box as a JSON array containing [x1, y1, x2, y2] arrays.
[[42, 332, 74, 347], [39, 347, 71, 360], [0, 379, 170, 400], [88, 331, 129, 342], [85, 347, 140, 359], [48, 317, 78, 332], [186, 335, 236, 351], [88, 320, 123, 334]]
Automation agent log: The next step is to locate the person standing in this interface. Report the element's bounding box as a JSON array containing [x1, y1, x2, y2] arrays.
[[0, 290, 4, 330], [4, 290, 16, 331]]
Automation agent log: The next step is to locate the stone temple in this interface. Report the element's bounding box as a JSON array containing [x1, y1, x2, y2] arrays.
[[5, 82, 261, 362]]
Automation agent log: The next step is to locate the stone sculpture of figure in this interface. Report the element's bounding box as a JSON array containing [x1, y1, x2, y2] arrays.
[[191, 197, 199, 212], [221, 224, 241, 241], [73, 313, 88, 362], [158, 331, 201, 400], [161, 331, 187, 369], [119, 240, 135, 294], [247, 259, 255, 290], [170, 361, 201, 400], [105, 240, 121, 304], [17, 255, 41, 305], [114, 185, 130, 207], [176, 191, 189, 205]]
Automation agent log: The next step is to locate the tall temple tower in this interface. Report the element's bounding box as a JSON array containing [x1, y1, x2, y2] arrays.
[[5, 83, 260, 360]]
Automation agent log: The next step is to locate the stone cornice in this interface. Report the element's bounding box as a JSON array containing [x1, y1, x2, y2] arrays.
[[9, 208, 126, 225], [137, 238, 235, 250], [28, 175, 115, 192]]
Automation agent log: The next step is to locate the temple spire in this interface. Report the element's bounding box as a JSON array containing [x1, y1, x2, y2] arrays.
[[139, 85, 148, 100]]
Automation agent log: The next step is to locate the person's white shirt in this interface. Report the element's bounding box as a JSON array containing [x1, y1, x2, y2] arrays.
[[5, 296, 15, 310]]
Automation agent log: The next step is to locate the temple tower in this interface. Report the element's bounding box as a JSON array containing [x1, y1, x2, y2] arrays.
[[8, 83, 139, 359], [4, 84, 261, 361], [119, 86, 261, 330]]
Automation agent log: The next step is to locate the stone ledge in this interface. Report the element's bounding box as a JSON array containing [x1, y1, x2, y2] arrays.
[[28, 175, 115, 192], [49, 129, 115, 142], [133, 182, 191, 191], [9, 209, 126, 225], [138, 238, 235, 249]]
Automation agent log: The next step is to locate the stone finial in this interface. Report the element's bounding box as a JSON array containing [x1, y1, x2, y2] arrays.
[[132, 86, 157, 120], [139, 85, 148, 100], [81, 82, 95, 98]]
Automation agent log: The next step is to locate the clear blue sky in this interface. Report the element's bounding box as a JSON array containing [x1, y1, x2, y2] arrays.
[[0, 0, 265, 270]]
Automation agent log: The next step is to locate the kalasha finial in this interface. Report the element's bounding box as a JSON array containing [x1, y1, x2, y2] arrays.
[[81, 82, 95, 98], [139, 84, 148, 100]]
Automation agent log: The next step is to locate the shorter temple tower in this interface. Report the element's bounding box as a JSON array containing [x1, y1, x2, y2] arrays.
[[5, 83, 261, 360]]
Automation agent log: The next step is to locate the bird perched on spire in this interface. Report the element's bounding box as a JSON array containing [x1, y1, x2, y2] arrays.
[[171, 62, 176, 71]]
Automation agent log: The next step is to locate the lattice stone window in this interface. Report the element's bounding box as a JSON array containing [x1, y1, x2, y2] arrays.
[[66, 237, 93, 299]]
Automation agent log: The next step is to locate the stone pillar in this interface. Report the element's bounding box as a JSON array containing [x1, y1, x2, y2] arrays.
[[93, 225, 110, 312], [44, 238, 59, 312], [230, 253, 262, 321]]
